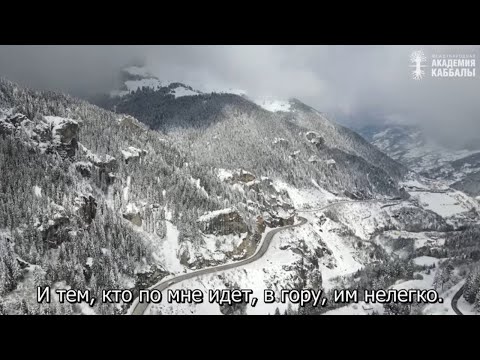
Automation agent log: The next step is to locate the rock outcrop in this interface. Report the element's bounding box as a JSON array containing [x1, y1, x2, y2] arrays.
[[45, 116, 79, 158], [121, 146, 148, 164], [233, 170, 256, 183], [80, 144, 118, 185], [135, 264, 169, 290], [197, 208, 248, 236], [41, 214, 72, 248], [75, 162, 93, 178], [244, 176, 295, 228], [123, 203, 143, 226], [74, 195, 97, 224], [0, 110, 79, 158], [305, 131, 325, 148]]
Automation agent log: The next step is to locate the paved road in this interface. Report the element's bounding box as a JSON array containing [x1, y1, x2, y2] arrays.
[[451, 284, 465, 315], [130, 216, 307, 315], [130, 198, 399, 315], [297, 199, 399, 213]]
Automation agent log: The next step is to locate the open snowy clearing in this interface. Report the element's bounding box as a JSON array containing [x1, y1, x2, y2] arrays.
[[411, 190, 476, 218]]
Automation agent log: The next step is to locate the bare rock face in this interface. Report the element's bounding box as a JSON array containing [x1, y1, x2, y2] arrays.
[[198, 208, 248, 236]]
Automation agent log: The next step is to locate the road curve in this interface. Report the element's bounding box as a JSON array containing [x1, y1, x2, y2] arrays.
[[130, 198, 399, 315], [130, 217, 307, 315], [451, 285, 465, 315]]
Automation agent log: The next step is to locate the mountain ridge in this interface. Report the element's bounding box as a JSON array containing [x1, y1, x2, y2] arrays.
[[94, 68, 409, 200]]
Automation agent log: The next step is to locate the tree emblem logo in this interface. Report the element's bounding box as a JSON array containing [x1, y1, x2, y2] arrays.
[[410, 50, 427, 80]]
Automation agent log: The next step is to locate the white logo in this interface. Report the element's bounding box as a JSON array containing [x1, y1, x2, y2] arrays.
[[410, 50, 427, 80], [409, 49, 476, 80]]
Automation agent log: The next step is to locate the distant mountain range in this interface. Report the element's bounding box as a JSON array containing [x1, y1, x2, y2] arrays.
[[359, 124, 480, 197]]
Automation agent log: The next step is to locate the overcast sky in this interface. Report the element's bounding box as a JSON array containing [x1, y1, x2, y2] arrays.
[[0, 45, 478, 147]]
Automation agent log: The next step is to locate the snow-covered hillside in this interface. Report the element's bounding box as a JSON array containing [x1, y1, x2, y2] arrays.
[[144, 178, 479, 315], [109, 66, 245, 99], [254, 98, 292, 113]]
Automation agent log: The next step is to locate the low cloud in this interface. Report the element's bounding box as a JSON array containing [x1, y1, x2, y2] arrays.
[[0, 45, 479, 147]]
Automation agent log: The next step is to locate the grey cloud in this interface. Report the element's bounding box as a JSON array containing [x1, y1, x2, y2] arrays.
[[0, 45, 479, 147]]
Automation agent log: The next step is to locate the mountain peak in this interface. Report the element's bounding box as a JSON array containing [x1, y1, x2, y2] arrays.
[[111, 65, 247, 99]]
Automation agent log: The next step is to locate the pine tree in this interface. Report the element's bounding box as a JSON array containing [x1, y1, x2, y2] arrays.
[[433, 265, 453, 292], [89, 273, 98, 297], [64, 303, 74, 315], [20, 299, 30, 315], [286, 302, 296, 315], [470, 273, 480, 304], [72, 266, 86, 290], [475, 290, 480, 313], [383, 301, 410, 315], [463, 271, 476, 303], [33, 267, 47, 288], [0, 239, 21, 294]]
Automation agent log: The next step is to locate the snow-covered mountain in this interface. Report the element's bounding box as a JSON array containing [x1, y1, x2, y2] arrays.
[[108, 66, 246, 99], [98, 66, 409, 201], [359, 124, 480, 197], [1, 70, 480, 316]]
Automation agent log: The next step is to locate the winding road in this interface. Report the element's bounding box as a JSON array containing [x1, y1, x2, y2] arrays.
[[451, 285, 465, 315], [130, 199, 399, 315]]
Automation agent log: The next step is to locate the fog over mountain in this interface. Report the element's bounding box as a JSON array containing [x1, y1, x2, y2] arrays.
[[0, 45, 479, 147]]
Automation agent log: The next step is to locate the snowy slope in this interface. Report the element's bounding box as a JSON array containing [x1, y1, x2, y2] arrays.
[[146, 214, 367, 315], [145, 196, 459, 315], [254, 98, 292, 112]]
